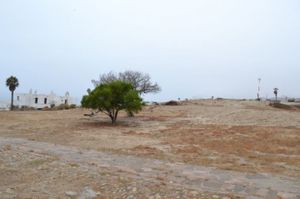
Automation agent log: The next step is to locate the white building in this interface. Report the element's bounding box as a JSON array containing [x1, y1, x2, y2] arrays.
[[0, 100, 9, 111], [14, 90, 74, 109]]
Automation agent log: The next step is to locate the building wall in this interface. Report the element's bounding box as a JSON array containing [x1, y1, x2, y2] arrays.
[[14, 91, 74, 109]]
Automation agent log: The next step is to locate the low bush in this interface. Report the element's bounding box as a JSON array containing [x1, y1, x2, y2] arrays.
[[269, 102, 293, 110], [19, 106, 35, 111], [52, 104, 69, 110], [69, 104, 77, 109], [42, 106, 51, 111], [164, 100, 179, 106]]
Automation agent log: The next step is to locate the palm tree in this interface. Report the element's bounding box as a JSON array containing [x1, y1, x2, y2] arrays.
[[6, 76, 19, 110], [273, 88, 279, 101]]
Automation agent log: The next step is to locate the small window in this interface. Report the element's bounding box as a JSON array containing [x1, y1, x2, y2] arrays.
[[44, 98, 47, 104], [35, 98, 38, 104], [65, 99, 68, 104], [17, 96, 20, 101]]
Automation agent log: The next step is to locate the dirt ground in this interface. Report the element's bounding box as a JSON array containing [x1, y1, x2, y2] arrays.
[[0, 99, 299, 198]]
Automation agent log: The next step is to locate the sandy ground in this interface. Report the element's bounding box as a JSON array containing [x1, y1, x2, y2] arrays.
[[0, 100, 299, 198]]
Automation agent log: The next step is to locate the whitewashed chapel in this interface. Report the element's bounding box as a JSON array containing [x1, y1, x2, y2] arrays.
[[14, 90, 74, 109]]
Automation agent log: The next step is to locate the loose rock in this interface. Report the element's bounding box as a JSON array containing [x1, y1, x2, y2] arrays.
[[65, 191, 77, 197], [79, 187, 97, 199]]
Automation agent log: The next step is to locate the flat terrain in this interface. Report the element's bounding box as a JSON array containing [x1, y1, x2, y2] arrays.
[[0, 100, 299, 198]]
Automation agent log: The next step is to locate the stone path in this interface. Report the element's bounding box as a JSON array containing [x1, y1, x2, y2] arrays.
[[0, 137, 299, 199]]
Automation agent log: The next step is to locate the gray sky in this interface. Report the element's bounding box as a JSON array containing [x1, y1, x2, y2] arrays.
[[1, 0, 299, 102]]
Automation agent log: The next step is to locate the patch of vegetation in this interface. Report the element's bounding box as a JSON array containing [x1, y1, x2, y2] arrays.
[[69, 162, 80, 167], [3, 144, 12, 151], [69, 104, 77, 109], [51, 104, 68, 110], [82, 81, 143, 124], [164, 100, 179, 106], [269, 102, 293, 110], [28, 159, 49, 166]]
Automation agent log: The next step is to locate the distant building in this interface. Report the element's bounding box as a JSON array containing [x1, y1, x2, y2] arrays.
[[14, 90, 74, 109], [0, 100, 9, 111]]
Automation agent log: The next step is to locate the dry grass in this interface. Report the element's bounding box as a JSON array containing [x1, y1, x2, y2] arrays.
[[0, 100, 299, 177]]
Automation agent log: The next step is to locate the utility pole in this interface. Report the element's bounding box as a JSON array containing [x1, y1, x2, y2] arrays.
[[257, 78, 261, 100]]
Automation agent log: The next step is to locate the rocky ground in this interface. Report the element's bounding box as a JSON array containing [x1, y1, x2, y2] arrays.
[[0, 100, 299, 198], [0, 138, 235, 199]]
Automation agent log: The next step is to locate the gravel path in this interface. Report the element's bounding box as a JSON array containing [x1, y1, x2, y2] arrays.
[[1, 137, 299, 199]]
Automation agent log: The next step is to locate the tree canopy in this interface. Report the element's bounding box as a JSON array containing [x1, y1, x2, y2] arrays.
[[81, 81, 143, 124], [6, 76, 19, 92], [91, 70, 161, 95]]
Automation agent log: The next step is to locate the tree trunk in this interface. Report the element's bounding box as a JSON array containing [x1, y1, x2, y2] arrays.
[[109, 113, 116, 124], [10, 91, 14, 111], [111, 115, 117, 124], [127, 111, 134, 117], [109, 114, 115, 124], [110, 110, 119, 124]]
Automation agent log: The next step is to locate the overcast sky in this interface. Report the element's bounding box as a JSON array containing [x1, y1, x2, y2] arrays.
[[0, 0, 299, 102]]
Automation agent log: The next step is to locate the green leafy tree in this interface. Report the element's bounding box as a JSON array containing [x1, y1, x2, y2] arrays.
[[92, 70, 160, 117], [81, 81, 143, 124], [6, 76, 19, 110]]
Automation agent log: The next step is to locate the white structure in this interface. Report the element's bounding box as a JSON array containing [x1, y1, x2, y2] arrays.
[[14, 90, 74, 109], [0, 100, 9, 111]]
